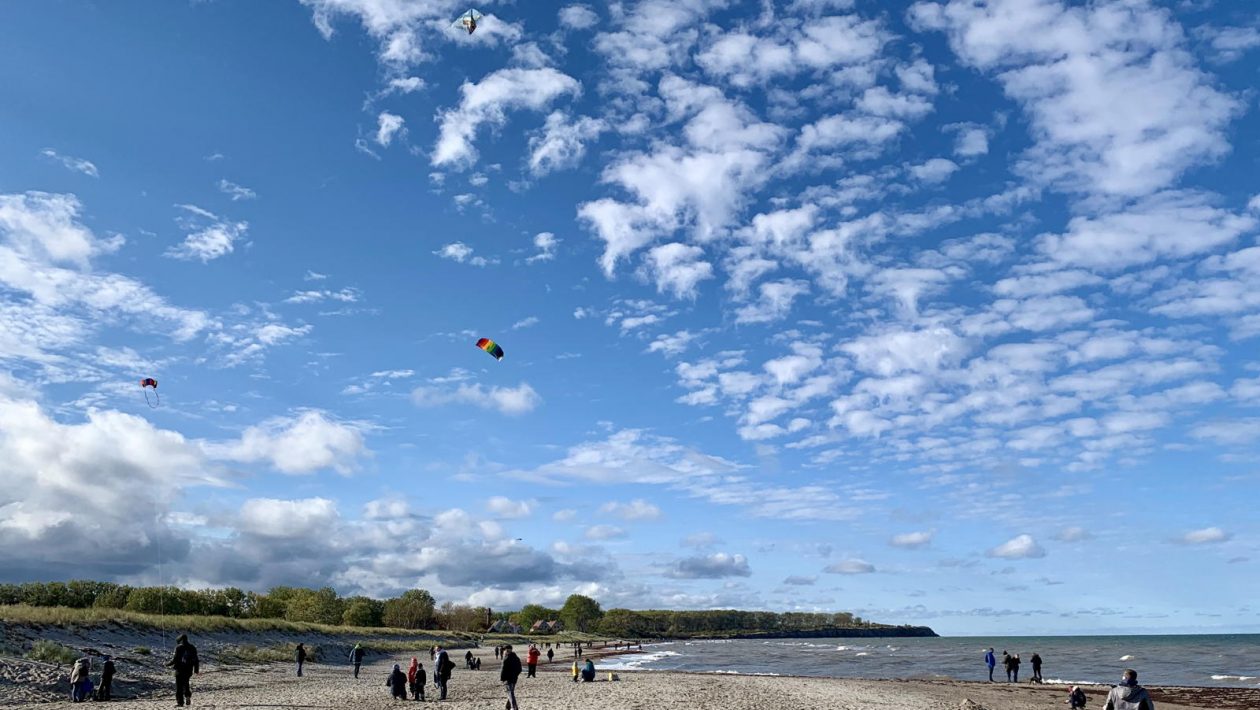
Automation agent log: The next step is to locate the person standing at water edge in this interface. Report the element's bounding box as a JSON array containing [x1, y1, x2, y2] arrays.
[[99, 655, 115, 700], [1003, 651, 1013, 682], [501, 645, 522, 710], [167, 634, 199, 707], [1011, 653, 1021, 683], [984, 648, 996, 682], [350, 643, 366, 678], [295, 643, 306, 677], [1103, 669, 1154, 710], [1031, 652, 1043, 683]]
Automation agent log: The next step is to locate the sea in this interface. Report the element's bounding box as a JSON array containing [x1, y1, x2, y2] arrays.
[[598, 635, 1260, 688]]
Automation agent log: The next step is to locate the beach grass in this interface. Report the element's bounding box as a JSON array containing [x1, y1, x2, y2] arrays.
[[27, 639, 79, 664]]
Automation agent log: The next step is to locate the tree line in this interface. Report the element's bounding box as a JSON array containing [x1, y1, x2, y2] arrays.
[[0, 581, 889, 637]]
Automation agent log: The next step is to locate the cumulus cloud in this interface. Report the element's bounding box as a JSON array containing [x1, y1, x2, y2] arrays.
[[206, 410, 369, 475], [825, 559, 876, 574], [528, 111, 606, 176], [600, 499, 662, 521], [987, 534, 1046, 559], [558, 4, 599, 30], [434, 241, 492, 266], [890, 530, 934, 549], [487, 496, 535, 519], [526, 232, 559, 263], [238, 498, 339, 538], [584, 524, 627, 541], [663, 552, 751, 579], [782, 575, 817, 586], [1177, 527, 1231, 545], [433, 68, 581, 169], [375, 111, 405, 147], [166, 204, 248, 262], [909, 158, 959, 183], [412, 382, 542, 415]]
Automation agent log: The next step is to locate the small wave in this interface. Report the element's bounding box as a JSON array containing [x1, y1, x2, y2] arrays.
[[1119, 655, 1135, 661], [599, 650, 680, 671], [711, 670, 781, 676], [835, 645, 851, 651], [1211, 675, 1257, 681], [855, 652, 869, 657], [1043, 678, 1097, 686]]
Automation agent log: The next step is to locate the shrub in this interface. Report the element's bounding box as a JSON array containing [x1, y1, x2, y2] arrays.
[[134, 646, 151, 656], [27, 640, 79, 664]]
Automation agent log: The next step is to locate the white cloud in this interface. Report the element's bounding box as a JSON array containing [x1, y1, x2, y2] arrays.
[[1197, 24, 1260, 63], [696, 15, 888, 88], [285, 288, 360, 304], [648, 330, 699, 357], [528, 111, 606, 176], [987, 534, 1046, 559], [526, 232, 559, 263], [375, 111, 405, 147], [825, 558, 875, 574], [1190, 419, 1260, 446], [217, 179, 257, 201], [552, 509, 577, 522], [584, 524, 627, 541], [782, 575, 817, 586], [559, 4, 599, 30], [238, 498, 339, 538], [433, 68, 581, 169], [487, 496, 535, 519], [909, 158, 959, 183], [1055, 526, 1091, 542], [735, 279, 810, 324], [512, 316, 539, 330], [890, 530, 934, 549], [910, 0, 1242, 197], [645, 242, 713, 299], [1177, 527, 1231, 545], [40, 149, 98, 178], [166, 204, 248, 263], [600, 499, 662, 521], [206, 410, 368, 475], [434, 241, 491, 266], [663, 552, 751, 578], [412, 382, 542, 415], [951, 126, 990, 157]]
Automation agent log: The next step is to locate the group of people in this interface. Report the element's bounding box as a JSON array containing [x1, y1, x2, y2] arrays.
[[67, 655, 116, 702], [983, 647, 1043, 683]]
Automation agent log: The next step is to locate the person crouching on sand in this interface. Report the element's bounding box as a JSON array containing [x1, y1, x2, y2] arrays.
[[581, 659, 596, 682], [1068, 686, 1087, 709], [1103, 669, 1154, 710]]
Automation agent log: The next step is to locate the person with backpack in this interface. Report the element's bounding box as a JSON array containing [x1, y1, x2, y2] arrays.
[[99, 655, 115, 701], [1103, 669, 1155, 710], [296, 643, 307, 677], [501, 645, 522, 710], [984, 648, 996, 682], [435, 646, 453, 700], [166, 634, 200, 707], [350, 643, 366, 678], [1069, 685, 1088, 709], [526, 645, 540, 678]]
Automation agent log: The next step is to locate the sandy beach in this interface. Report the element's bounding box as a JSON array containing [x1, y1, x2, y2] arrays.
[[12, 651, 1259, 710]]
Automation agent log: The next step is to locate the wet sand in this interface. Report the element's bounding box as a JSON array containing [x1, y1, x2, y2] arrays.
[[15, 653, 1258, 710]]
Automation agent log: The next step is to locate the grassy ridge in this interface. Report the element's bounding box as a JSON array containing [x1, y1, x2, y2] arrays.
[[0, 605, 610, 646]]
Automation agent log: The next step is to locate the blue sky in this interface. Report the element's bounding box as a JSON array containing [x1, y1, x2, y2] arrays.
[[1, 0, 1258, 636]]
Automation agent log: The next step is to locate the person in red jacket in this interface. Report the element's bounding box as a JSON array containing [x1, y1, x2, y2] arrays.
[[526, 645, 541, 678]]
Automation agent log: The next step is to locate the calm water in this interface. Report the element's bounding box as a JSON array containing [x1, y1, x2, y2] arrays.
[[599, 635, 1260, 688]]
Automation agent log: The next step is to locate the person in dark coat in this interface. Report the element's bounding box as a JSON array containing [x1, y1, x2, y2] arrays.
[[413, 662, 427, 701], [581, 659, 596, 682], [387, 664, 408, 700], [1103, 669, 1154, 710], [465, 650, 475, 669], [435, 646, 452, 700], [166, 634, 200, 707], [546, 647, 554, 664], [296, 643, 307, 677], [99, 655, 116, 701], [350, 643, 366, 678], [1031, 652, 1043, 683], [1003, 651, 1014, 682], [1069, 685, 1088, 709], [501, 646, 522, 710], [1011, 654, 1022, 683]]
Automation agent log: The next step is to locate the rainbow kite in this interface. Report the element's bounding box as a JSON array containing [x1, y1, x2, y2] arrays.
[[475, 337, 504, 361]]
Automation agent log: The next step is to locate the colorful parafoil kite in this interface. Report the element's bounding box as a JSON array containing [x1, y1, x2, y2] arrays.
[[475, 338, 504, 361], [454, 8, 483, 34], [140, 378, 159, 408]]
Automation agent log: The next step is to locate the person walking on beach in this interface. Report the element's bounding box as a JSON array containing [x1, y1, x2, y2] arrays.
[[167, 634, 200, 707], [350, 643, 366, 678], [501, 645, 522, 710], [984, 648, 996, 682], [526, 645, 540, 678], [546, 647, 554, 664], [387, 664, 408, 701], [1103, 669, 1154, 710], [296, 643, 307, 677], [1031, 652, 1043, 683], [70, 657, 91, 702], [435, 645, 453, 700], [99, 655, 115, 701]]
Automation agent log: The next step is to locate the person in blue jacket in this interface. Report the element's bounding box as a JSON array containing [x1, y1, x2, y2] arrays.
[[985, 647, 996, 682]]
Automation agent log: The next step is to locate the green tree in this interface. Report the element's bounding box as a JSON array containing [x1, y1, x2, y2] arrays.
[[342, 596, 385, 627], [382, 589, 436, 630], [559, 594, 602, 633], [285, 587, 344, 625], [513, 604, 556, 630]]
